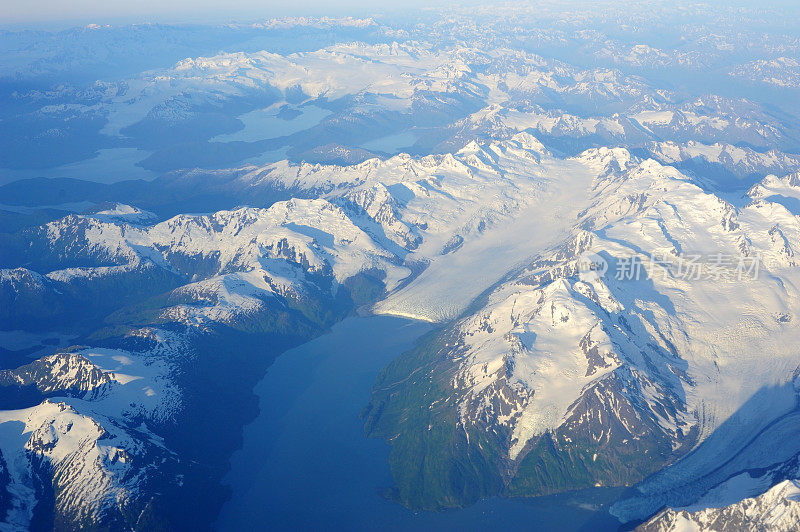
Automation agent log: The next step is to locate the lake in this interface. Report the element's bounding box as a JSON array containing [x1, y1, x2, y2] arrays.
[[212, 104, 331, 143], [217, 315, 624, 530]]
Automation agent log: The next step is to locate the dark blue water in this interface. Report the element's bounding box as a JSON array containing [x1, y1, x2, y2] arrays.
[[217, 315, 623, 531]]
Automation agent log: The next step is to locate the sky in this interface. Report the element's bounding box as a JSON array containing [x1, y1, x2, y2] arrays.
[[0, 0, 458, 26], [3, 0, 798, 27]]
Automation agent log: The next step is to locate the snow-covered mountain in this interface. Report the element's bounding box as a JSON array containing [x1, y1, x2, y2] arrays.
[[4, 111, 800, 531], [0, 133, 580, 527], [640, 475, 800, 531], [364, 149, 800, 513], [645, 141, 800, 187], [730, 57, 800, 89]]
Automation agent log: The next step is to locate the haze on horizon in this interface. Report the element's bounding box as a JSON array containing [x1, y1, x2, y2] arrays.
[[5, 0, 798, 28], [0, 0, 463, 27]]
